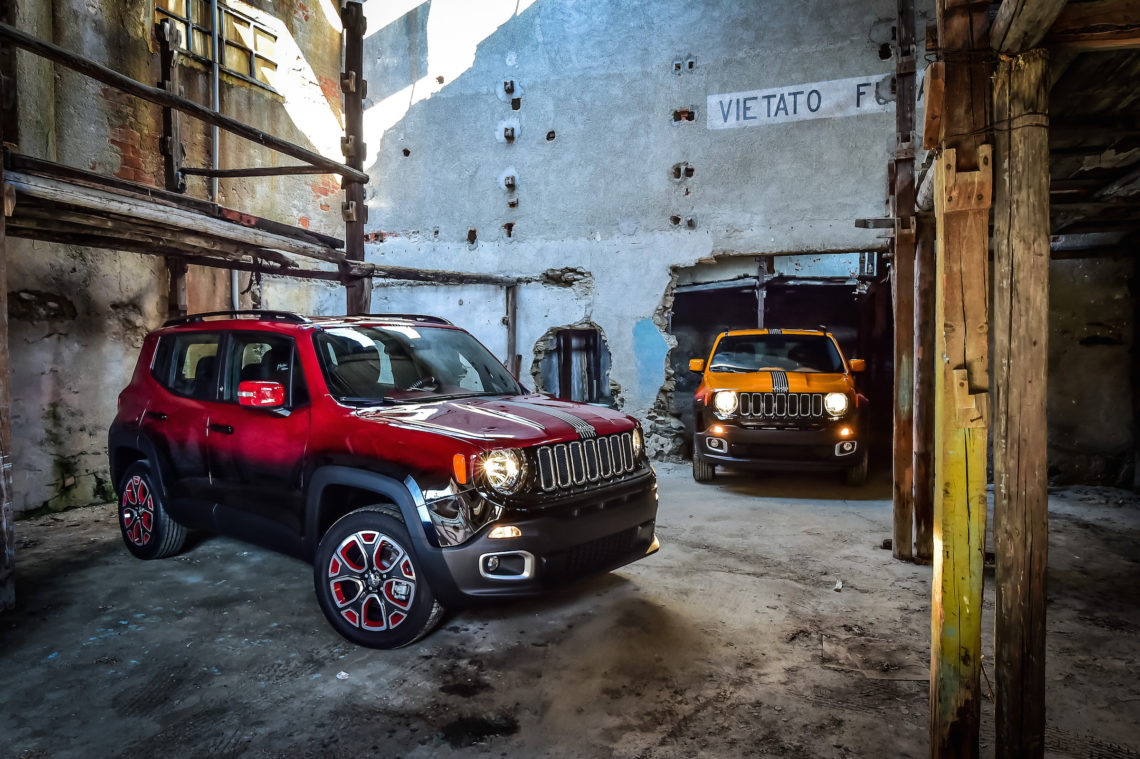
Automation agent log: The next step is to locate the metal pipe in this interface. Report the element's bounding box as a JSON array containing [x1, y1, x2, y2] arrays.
[[208, 0, 238, 308]]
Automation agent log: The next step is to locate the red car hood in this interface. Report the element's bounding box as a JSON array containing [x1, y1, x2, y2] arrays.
[[354, 394, 634, 446]]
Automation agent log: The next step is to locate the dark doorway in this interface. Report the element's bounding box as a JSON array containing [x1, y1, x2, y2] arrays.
[[534, 326, 614, 405]]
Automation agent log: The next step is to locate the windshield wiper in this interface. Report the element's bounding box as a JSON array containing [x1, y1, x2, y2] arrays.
[[336, 396, 398, 406], [709, 364, 753, 373]]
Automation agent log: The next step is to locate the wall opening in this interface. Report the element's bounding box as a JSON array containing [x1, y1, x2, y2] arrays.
[[532, 325, 614, 406]]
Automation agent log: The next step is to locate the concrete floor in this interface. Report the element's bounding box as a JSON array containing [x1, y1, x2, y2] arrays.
[[2, 464, 1138, 758]]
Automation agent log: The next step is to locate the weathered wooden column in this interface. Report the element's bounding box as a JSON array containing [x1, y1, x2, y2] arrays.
[[892, 0, 918, 561], [930, 0, 992, 755], [0, 69, 15, 612], [157, 20, 188, 319], [992, 48, 1051, 759], [341, 1, 370, 315], [913, 213, 935, 563]]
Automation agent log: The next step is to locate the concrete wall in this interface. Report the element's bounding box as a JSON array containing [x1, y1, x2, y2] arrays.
[[268, 0, 927, 455], [1048, 257, 1136, 486], [7, 0, 344, 512]]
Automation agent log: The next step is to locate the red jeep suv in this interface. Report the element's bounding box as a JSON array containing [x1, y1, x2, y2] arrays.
[[108, 311, 659, 648]]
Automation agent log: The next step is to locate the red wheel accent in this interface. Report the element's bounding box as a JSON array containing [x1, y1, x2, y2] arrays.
[[121, 475, 154, 547], [326, 530, 417, 633], [361, 595, 387, 631]]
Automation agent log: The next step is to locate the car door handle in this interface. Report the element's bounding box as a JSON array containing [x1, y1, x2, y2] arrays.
[[209, 423, 234, 435], [145, 411, 167, 421]]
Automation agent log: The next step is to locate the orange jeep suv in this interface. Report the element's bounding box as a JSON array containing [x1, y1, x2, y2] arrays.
[[689, 328, 867, 485]]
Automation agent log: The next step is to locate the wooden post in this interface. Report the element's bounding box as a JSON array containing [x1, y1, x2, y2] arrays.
[[930, 1, 992, 755], [157, 22, 189, 319], [505, 284, 520, 376], [341, 1, 370, 315], [913, 213, 936, 562], [892, 0, 918, 561], [0, 69, 14, 612], [992, 48, 1050, 759]]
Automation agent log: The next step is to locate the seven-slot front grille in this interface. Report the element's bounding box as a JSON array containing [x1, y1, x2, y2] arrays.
[[535, 432, 637, 492], [738, 392, 825, 418]]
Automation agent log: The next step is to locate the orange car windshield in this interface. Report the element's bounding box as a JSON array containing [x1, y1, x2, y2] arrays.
[[709, 334, 843, 374]]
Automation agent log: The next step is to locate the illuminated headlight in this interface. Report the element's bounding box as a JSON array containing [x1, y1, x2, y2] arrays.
[[824, 392, 850, 416], [713, 391, 738, 416], [632, 428, 644, 458], [480, 449, 527, 495]]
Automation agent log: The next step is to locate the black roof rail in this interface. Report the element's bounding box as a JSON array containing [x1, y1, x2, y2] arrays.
[[163, 310, 310, 327], [364, 314, 453, 325]]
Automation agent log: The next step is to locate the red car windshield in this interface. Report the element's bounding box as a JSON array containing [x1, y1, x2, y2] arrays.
[[314, 325, 522, 403], [710, 334, 843, 374]]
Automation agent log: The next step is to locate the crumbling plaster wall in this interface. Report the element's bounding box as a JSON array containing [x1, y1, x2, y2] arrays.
[[274, 0, 921, 448], [7, 0, 344, 512]]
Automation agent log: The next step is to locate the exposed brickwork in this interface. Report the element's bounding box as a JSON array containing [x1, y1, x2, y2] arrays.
[[102, 87, 158, 187], [318, 75, 344, 119]]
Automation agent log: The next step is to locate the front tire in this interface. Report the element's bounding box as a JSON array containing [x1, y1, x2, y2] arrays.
[[117, 461, 187, 559], [313, 505, 444, 649], [843, 449, 869, 486], [693, 452, 716, 483]]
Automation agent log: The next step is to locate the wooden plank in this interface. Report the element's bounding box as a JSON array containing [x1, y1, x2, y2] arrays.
[[990, 0, 1070, 53], [4, 171, 344, 263], [505, 284, 520, 375], [1043, 0, 1140, 50], [0, 22, 369, 183], [931, 2, 992, 755], [0, 75, 14, 612], [893, 0, 918, 562], [913, 213, 936, 563], [341, 1, 370, 315], [922, 62, 945, 151], [992, 48, 1051, 759]]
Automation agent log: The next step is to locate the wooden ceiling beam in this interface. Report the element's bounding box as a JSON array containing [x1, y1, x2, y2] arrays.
[[991, 0, 1070, 53], [1043, 0, 1140, 50]]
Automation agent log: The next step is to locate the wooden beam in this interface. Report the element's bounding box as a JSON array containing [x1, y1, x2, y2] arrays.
[[913, 213, 936, 563], [341, 1, 370, 315], [180, 165, 331, 178], [993, 49, 1051, 758], [931, 1, 992, 755], [0, 22, 369, 183], [1043, 0, 1140, 50], [505, 284, 520, 375], [0, 74, 14, 612], [893, 0, 918, 562], [990, 0, 1070, 53], [4, 171, 344, 263]]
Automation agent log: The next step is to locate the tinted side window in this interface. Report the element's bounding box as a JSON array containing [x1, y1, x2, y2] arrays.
[[159, 333, 221, 400], [223, 332, 308, 407]]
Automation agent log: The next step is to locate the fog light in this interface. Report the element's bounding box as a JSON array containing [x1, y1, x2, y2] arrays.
[[711, 424, 725, 435], [488, 525, 522, 539], [486, 556, 500, 571], [840, 427, 852, 437]]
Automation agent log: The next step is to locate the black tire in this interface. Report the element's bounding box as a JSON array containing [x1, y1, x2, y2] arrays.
[[693, 453, 715, 483], [843, 448, 869, 486], [313, 505, 444, 649], [117, 461, 187, 560]]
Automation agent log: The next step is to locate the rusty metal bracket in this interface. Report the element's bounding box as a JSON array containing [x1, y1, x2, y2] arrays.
[[941, 144, 992, 213]]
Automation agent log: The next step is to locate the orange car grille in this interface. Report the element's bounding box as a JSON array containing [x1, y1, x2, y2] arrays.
[[738, 392, 825, 418], [535, 432, 637, 492]]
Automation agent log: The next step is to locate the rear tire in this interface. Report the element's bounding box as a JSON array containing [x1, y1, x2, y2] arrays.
[[843, 449, 869, 486], [693, 453, 716, 483], [117, 461, 187, 559], [313, 505, 444, 649]]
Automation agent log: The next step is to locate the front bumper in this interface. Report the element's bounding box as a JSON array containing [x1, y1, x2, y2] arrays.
[[695, 418, 862, 471], [435, 471, 659, 603]]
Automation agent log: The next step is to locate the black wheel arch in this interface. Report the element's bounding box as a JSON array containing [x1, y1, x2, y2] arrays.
[[304, 466, 464, 607]]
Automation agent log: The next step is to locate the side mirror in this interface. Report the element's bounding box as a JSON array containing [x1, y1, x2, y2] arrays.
[[688, 358, 706, 373], [849, 359, 866, 373], [238, 380, 285, 408]]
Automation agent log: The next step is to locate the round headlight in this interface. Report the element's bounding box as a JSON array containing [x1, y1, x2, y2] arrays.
[[632, 427, 644, 457], [824, 392, 850, 416], [713, 390, 738, 416], [480, 449, 526, 495]]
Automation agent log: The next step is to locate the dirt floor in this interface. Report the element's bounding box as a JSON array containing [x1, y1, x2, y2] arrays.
[[2, 463, 1138, 758]]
